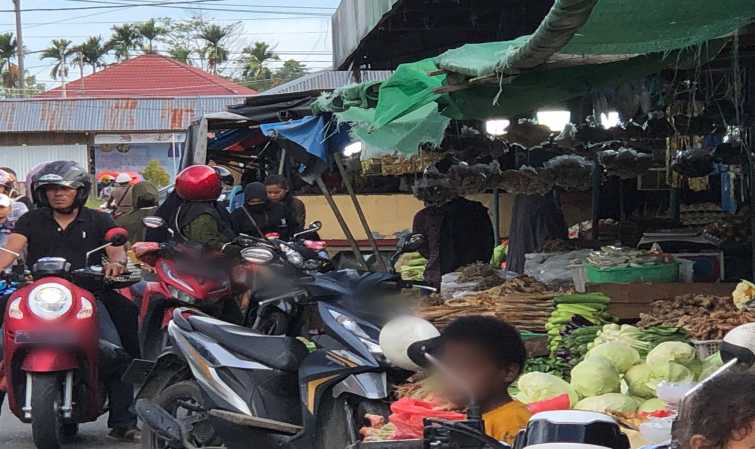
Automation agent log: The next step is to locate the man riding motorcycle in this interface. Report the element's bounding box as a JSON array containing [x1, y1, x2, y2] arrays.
[[0, 161, 140, 442]]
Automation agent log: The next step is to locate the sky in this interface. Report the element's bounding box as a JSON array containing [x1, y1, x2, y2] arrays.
[[0, 0, 342, 89]]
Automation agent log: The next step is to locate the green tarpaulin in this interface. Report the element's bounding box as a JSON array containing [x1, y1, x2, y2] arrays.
[[322, 0, 755, 154]]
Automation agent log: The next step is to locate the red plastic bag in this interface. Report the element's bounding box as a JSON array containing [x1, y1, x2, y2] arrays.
[[526, 393, 571, 413], [389, 398, 466, 439]]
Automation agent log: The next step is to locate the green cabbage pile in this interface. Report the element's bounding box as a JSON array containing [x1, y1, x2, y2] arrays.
[[586, 341, 640, 373], [570, 356, 621, 397], [516, 372, 579, 406], [574, 393, 638, 413]]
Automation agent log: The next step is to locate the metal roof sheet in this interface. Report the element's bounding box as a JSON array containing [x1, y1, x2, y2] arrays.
[[0, 96, 248, 133], [261, 70, 394, 95]]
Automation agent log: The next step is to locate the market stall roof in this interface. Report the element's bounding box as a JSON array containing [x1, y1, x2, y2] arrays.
[[226, 90, 323, 123], [261, 70, 394, 95], [324, 0, 755, 155]]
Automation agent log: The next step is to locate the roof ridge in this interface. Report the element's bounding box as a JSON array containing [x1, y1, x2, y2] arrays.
[[158, 54, 245, 95]]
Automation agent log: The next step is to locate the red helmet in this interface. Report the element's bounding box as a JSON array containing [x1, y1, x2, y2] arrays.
[[175, 165, 221, 201]]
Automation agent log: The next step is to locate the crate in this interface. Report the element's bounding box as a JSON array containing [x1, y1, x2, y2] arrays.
[[691, 339, 722, 359], [585, 262, 679, 284]]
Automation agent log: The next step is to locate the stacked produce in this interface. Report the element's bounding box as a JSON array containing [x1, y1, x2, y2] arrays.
[[703, 213, 750, 242], [418, 276, 556, 331], [395, 252, 427, 282], [598, 147, 654, 179], [732, 280, 755, 311], [546, 292, 612, 353], [551, 320, 601, 378], [637, 294, 755, 340], [541, 155, 593, 191], [590, 324, 688, 357], [457, 262, 507, 291], [586, 246, 671, 269]]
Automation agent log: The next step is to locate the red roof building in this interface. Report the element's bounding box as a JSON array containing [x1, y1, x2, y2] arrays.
[[36, 54, 257, 98]]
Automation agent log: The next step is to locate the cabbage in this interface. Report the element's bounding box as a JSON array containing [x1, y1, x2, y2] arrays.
[[625, 363, 656, 398], [586, 341, 640, 373], [570, 356, 621, 397], [649, 362, 695, 390], [646, 342, 697, 367], [686, 359, 702, 379], [574, 394, 638, 413], [516, 372, 579, 406], [698, 353, 723, 380], [639, 398, 667, 413]]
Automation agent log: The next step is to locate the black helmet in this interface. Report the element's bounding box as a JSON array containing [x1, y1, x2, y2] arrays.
[[33, 161, 91, 210]]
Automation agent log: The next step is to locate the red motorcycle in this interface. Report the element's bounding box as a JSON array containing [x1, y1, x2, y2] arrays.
[[125, 216, 237, 361], [0, 228, 136, 449]]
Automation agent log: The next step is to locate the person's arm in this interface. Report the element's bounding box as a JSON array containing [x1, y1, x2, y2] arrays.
[[294, 198, 306, 228], [104, 245, 128, 277], [412, 211, 431, 259], [0, 233, 27, 271]]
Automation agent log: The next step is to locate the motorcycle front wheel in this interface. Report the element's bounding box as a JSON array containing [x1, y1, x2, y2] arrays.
[[30, 373, 62, 449], [143, 380, 221, 449]]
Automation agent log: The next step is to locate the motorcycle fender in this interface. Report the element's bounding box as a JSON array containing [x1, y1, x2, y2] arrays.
[[330, 372, 388, 400], [21, 349, 77, 372], [134, 351, 188, 400]]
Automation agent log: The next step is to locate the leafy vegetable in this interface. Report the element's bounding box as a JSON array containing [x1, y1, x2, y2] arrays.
[[574, 393, 638, 413], [639, 398, 667, 413], [516, 372, 579, 406], [586, 341, 640, 373], [698, 352, 723, 380], [570, 356, 621, 397], [625, 363, 655, 398], [646, 342, 697, 367], [649, 362, 695, 388]]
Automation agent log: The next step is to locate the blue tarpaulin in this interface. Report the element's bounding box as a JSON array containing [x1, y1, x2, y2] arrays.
[[260, 115, 351, 160]]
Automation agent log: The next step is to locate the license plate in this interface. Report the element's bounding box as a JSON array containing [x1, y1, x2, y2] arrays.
[[14, 331, 77, 345]]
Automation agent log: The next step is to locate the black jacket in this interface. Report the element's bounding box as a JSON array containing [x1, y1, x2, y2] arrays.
[[412, 197, 494, 288], [230, 201, 301, 240]]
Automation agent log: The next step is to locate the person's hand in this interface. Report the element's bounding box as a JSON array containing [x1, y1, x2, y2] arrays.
[[104, 262, 126, 278]]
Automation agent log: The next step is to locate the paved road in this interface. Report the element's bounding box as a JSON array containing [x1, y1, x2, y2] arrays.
[[0, 401, 139, 449]]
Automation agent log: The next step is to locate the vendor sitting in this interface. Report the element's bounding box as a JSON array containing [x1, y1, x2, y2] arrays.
[[438, 315, 531, 444], [673, 372, 755, 449]]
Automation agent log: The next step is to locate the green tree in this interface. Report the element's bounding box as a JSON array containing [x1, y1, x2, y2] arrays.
[[108, 24, 141, 60], [137, 19, 166, 54], [41, 39, 74, 82], [80, 36, 108, 73], [168, 46, 191, 64], [241, 41, 278, 80], [142, 160, 170, 188], [0, 32, 17, 90], [159, 16, 206, 66], [197, 23, 236, 74], [276, 59, 306, 82]]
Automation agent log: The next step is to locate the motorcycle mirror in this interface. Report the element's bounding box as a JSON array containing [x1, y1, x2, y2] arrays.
[[142, 216, 166, 229], [241, 247, 275, 264], [105, 227, 129, 247], [308, 221, 322, 231], [399, 233, 425, 253], [379, 316, 440, 371]]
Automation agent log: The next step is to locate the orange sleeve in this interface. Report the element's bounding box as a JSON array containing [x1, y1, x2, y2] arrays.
[[483, 401, 532, 444]]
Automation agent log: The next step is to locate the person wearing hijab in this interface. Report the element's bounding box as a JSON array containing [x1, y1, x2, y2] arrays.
[[115, 181, 159, 244], [230, 182, 301, 240]]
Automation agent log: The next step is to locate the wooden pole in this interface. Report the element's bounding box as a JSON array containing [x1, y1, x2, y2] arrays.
[[333, 153, 388, 271], [315, 177, 369, 271], [492, 188, 501, 244], [591, 158, 601, 240]]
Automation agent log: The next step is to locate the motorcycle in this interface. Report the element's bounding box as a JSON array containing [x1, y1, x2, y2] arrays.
[[125, 216, 240, 361], [0, 228, 138, 449]]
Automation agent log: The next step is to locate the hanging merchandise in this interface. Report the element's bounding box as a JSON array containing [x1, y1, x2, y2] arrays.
[[498, 166, 554, 195], [542, 155, 594, 191], [671, 147, 716, 177], [598, 147, 654, 179], [506, 119, 553, 148], [643, 111, 675, 138], [412, 175, 458, 206], [447, 161, 501, 194]]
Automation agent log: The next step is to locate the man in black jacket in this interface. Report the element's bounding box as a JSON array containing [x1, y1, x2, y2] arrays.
[[231, 182, 301, 240]]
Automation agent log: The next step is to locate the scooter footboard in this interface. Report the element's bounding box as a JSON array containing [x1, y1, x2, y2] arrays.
[[21, 349, 78, 372]]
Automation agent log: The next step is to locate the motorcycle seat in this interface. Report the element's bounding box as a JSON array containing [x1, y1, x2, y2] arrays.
[[186, 315, 306, 372]]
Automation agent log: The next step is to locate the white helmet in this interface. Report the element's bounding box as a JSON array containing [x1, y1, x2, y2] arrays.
[[115, 172, 131, 184], [379, 316, 440, 371]]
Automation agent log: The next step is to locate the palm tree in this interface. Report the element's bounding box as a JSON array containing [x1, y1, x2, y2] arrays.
[[71, 44, 87, 80], [137, 19, 166, 54], [197, 24, 232, 74], [240, 42, 278, 80], [41, 39, 74, 83], [80, 36, 108, 73], [0, 32, 17, 87], [108, 24, 141, 60]]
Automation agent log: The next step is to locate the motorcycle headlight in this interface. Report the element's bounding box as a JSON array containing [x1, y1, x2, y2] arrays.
[[28, 283, 73, 320], [328, 309, 382, 355], [168, 285, 198, 305]]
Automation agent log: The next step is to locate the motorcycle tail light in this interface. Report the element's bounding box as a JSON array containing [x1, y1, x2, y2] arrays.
[[76, 298, 94, 319], [8, 298, 23, 319]]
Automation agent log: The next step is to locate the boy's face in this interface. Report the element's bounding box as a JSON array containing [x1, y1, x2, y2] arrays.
[[266, 184, 287, 202], [439, 340, 519, 407]]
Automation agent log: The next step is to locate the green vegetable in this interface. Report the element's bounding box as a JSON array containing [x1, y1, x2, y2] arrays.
[[698, 353, 723, 380], [649, 362, 695, 388], [586, 341, 640, 373], [646, 342, 697, 368], [625, 363, 656, 398], [554, 293, 611, 305], [516, 372, 579, 406], [570, 356, 621, 397], [574, 393, 638, 413], [639, 398, 667, 413]]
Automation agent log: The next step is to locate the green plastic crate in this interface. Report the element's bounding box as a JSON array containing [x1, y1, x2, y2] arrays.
[[585, 261, 679, 284]]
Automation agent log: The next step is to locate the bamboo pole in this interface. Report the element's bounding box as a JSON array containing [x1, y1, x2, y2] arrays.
[[315, 177, 369, 271]]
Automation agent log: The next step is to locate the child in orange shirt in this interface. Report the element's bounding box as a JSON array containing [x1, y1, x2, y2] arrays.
[[437, 315, 531, 444]]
